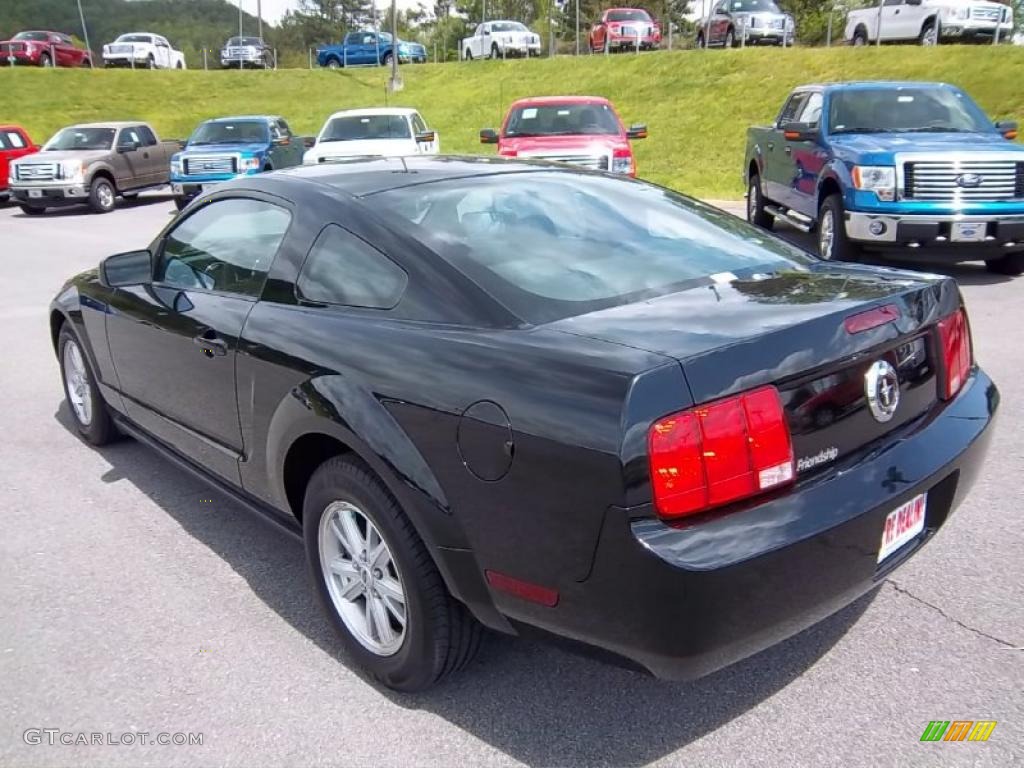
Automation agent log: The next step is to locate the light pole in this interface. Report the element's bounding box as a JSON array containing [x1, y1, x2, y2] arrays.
[[257, 0, 263, 41], [238, 0, 244, 69], [576, 0, 580, 55], [75, 0, 94, 68], [388, 0, 403, 91]]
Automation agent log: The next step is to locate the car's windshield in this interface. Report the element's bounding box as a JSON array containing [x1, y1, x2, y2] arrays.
[[190, 120, 270, 145], [116, 35, 153, 43], [504, 103, 622, 137], [491, 22, 528, 32], [607, 10, 651, 21], [13, 31, 51, 42], [829, 87, 992, 134], [227, 37, 262, 46], [727, 0, 782, 13], [372, 173, 812, 324], [43, 127, 115, 151], [321, 115, 411, 142]]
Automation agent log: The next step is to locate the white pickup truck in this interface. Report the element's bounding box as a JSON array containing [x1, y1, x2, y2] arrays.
[[102, 32, 186, 69], [845, 0, 1013, 45], [461, 20, 542, 59]]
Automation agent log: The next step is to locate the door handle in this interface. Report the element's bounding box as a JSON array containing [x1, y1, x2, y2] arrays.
[[784, 146, 792, 154], [193, 330, 227, 357], [143, 152, 150, 158]]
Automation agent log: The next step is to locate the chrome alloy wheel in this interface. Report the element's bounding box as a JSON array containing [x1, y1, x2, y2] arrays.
[[63, 339, 93, 426], [747, 180, 759, 223], [97, 182, 115, 210], [318, 501, 407, 656], [819, 207, 836, 260]]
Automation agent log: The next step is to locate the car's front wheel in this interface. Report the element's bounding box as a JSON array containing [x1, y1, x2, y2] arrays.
[[88, 177, 116, 214], [58, 325, 116, 445], [818, 194, 861, 262], [985, 252, 1024, 276], [303, 456, 482, 691], [747, 174, 774, 230]]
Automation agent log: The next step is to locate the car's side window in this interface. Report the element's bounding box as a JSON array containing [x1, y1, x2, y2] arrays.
[[4, 131, 26, 148], [158, 198, 291, 298], [277, 119, 293, 137], [883, 0, 903, 6], [777, 93, 809, 126], [797, 92, 824, 126], [137, 125, 158, 146], [269, 121, 284, 141], [411, 114, 428, 134], [118, 127, 144, 150], [296, 224, 407, 309]]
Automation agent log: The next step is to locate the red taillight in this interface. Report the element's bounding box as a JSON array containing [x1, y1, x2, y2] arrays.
[[648, 386, 794, 520], [937, 308, 972, 400]]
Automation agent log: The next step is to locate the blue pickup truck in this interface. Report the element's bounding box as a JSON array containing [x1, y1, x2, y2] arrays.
[[745, 81, 1024, 275], [169, 115, 305, 210], [316, 30, 427, 68]]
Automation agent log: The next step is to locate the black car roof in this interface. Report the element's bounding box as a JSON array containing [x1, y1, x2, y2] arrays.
[[273, 155, 572, 198]]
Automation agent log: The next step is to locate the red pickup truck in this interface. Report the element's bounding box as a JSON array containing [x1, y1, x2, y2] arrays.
[[0, 126, 39, 202], [479, 96, 647, 177], [0, 31, 93, 67]]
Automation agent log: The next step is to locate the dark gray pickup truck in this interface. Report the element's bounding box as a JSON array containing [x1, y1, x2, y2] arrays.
[[8, 121, 178, 214]]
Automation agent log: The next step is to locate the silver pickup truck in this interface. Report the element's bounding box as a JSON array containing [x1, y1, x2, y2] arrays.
[[9, 121, 178, 214]]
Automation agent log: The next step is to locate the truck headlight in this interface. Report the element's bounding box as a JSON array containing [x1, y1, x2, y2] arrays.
[[61, 160, 84, 182], [852, 165, 896, 202], [239, 156, 261, 172], [170, 157, 183, 175], [944, 6, 969, 19]]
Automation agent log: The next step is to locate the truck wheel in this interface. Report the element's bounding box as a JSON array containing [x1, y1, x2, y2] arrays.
[[39, 53, 52, 67], [88, 177, 116, 214], [696, 32, 706, 48], [176, 61, 183, 69], [327, 57, 341, 69], [303, 456, 483, 692], [382, 51, 393, 66], [19, 205, 45, 216], [491, 43, 500, 59], [919, 19, 939, 46], [147, 55, 156, 69], [985, 252, 1024, 276], [464, 48, 472, 60], [817, 194, 861, 262], [725, 28, 736, 47], [747, 175, 774, 230], [852, 28, 868, 46]]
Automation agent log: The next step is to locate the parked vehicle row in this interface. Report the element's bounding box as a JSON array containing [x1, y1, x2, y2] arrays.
[[744, 80, 1024, 275], [845, 0, 1014, 46]]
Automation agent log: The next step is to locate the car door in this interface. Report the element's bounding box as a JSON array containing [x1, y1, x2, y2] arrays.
[[879, 0, 908, 41], [763, 91, 808, 205], [135, 125, 164, 185], [114, 126, 150, 189], [781, 91, 825, 215], [104, 196, 293, 485], [274, 119, 303, 166], [710, 1, 731, 44], [155, 37, 169, 68]]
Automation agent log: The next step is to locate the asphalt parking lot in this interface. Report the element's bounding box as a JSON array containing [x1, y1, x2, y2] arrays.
[[0, 194, 1021, 767]]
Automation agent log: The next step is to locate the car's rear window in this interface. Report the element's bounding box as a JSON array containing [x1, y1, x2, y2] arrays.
[[372, 172, 812, 324]]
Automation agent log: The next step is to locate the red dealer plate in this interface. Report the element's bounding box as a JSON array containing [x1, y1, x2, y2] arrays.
[[877, 493, 927, 563]]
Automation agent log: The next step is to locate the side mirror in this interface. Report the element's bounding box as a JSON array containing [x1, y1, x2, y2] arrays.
[[302, 135, 316, 148], [118, 140, 141, 153], [483, 28, 491, 35], [780, 121, 818, 141], [995, 120, 1018, 140], [415, 130, 436, 143], [273, 136, 291, 146], [480, 128, 499, 144], [626, 123, 648, 140], [100, 250, 152, 288]]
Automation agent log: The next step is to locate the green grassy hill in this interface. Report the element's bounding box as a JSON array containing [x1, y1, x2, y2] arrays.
[[4, 46, 1023, 199]]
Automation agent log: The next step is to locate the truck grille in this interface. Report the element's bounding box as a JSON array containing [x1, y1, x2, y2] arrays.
[[16, 162, 58, 181], [903, 160, 1024, 201], [109, 44, 134, 54], [183, 156, 237, 176], [527, 153, 610, 171], [971, 6, 1001, 20], [1, 43, 26, 54], [770, 18, 785, 29]]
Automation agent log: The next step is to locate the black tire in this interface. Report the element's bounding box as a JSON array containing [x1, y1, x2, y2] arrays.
[[382, 51, 393, 66], [39, 53, 52, 67], [81, 58, 91, 68], [326, 57, 341, 69], [852, 28, 868, 46], [919, 19, 938, 46], [303, 456, 482, 691], [464, 48, 472, 60], [88, 176, 116, 214], [817, 193, 861, 262], [985, 252, 1024, 276], [725, 28, 736, 47], [147, 55, 156, 69], [747, 174, 774, 230], [491, 43, 500, 59], [19, 204, 45, 216], [176, 61, 183, 69], [696, 32, 706, 48], [58, 324, 117, 446]]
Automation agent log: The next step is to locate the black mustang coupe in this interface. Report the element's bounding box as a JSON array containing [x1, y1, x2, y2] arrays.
[[51, 157, 997, 691]]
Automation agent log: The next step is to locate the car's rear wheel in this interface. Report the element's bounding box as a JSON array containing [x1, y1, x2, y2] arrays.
[[464, 48, 472, 60], [58, 325, 116, 445], [725, 28, 736, 47], [147, 55, 156, 69], [852, 28, 868, 46], [88, 177, 116, 214], [19, 205, 45, 216], [382, 51, 393, 66], [818, 194, 861, 262], [303, 456, 482, 691], [39, 53, 52, 67], [919, 20, 939, 46], [327, 57, 341, 69], [747, 175, 774, 230], [985, 252, 1024, 276], [491, 43, 500, 59]]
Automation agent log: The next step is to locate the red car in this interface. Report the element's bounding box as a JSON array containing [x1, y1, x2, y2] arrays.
[[0, 31, 93, 67], [0, 125, 39, 202], [479, 96, 647, 177], [589, 8, 661, 52]]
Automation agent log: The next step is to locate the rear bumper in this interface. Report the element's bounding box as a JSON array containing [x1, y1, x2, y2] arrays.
[[499, 369, 998, 679], [846, 210, 1024, 256]]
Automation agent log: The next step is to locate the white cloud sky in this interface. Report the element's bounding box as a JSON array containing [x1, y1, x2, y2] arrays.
[[238, 0, 427, 24]]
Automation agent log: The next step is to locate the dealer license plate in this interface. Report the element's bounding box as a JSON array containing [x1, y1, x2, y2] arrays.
[[877, 493, 927, 563], [951, 222, 987, 243]]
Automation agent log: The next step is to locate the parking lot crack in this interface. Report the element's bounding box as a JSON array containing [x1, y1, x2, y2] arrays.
[[886, 580, 1020, 650]]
